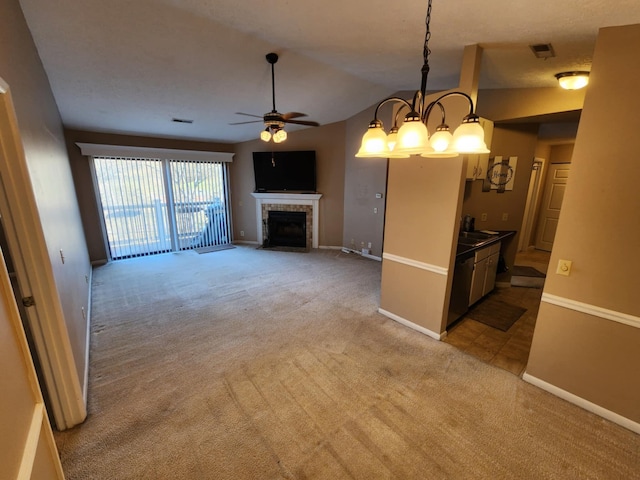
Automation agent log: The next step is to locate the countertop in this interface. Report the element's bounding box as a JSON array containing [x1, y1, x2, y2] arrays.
[[456, 230, 516, 259]]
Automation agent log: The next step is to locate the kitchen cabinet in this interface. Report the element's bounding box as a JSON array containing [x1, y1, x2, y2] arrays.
[[469, 241, 501, 306], [465, 117, 494, 181]]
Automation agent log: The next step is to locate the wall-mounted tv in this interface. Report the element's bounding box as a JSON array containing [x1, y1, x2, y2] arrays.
[[252, 150, 317, 193]]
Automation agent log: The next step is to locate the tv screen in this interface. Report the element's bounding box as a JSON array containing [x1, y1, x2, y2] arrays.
[[252, 151, 317, 192]]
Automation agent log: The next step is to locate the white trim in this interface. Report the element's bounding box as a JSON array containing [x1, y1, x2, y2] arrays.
[[18, 403, 44, 479], [251, 192, 322, 249], [76, 142, 234, 163], [319, 245, 343, 251], [382, 252, 448, 276], [251, 193, 322, 201], [1, 80, 86, 430], [378, 308, 444, 340], [336, 246, 382, 261], [82, 268, 93, 404], [522, 373, 640, 434], [541, 293, 640, 329]]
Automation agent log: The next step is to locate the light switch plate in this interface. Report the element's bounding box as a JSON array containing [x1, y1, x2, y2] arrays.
[[556, 259, 572, 276]]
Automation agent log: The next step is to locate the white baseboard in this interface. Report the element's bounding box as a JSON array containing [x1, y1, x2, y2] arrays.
[[522, 372, 640, 434], [338, 247, 382, 261], [378, 308, 444, 341]]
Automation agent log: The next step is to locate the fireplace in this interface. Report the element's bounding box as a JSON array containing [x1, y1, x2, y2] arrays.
[[251, 193, 322, 248], [266, 211, 306, 248]]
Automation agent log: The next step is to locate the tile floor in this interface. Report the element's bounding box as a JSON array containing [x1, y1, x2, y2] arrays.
[[444, 248, 551, 377]]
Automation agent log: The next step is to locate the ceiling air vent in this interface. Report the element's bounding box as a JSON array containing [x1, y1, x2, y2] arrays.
[[172, 118, 194, 124], [529, 43, 555, 59]]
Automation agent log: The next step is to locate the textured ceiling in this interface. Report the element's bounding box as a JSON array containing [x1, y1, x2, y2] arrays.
[[17, 0, 640, 143]]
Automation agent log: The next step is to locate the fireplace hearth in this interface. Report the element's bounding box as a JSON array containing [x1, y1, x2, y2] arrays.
[[266, 211, 307, 248]]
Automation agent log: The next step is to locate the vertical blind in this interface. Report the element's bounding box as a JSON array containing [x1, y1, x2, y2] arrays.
[[92, 156, 231, 260]]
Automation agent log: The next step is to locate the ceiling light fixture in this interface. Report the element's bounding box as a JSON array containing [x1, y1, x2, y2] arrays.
[[356, 0, 489, 159], [555, 71, 590, 90]]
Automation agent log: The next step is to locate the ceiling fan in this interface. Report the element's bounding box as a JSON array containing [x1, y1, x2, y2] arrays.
[[230, 53, 320, 143]]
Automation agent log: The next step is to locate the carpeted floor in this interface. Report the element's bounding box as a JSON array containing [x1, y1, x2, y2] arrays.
[[54, 246, 640, 479]]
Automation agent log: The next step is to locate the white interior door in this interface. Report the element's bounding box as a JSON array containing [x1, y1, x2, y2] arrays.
[[535, 163, 571, 251], [0, 251, 65, 479]]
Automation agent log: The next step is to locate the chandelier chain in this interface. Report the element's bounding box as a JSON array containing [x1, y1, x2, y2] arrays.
[[424, 0, 432, 65], [419, 0, 433, 104]]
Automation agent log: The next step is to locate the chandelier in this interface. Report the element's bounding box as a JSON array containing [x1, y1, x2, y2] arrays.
[[356, 0, 489, 159]]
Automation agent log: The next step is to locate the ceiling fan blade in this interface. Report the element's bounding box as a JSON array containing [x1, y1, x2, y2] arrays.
[[284, 119, 320, 127], [234, 112, 263, 118], [229, 120, 263, 125], [281, 112, 307, 120]]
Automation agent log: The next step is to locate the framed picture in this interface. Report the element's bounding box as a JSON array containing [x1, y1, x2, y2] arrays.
[[483, 156, 518, 192]]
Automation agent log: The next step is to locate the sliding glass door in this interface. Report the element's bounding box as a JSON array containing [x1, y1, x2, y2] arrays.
[[93, 157, 231, 260]]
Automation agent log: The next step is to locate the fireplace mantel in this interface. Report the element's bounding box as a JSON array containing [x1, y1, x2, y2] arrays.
[[251, 192, 322, 248]]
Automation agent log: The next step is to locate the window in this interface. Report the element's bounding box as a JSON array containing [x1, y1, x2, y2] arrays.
[[81, 144, 233, 260]]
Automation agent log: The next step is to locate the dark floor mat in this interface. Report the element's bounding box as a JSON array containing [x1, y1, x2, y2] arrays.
[[194, 244, 235, 254], [467, 295, 527, 331]]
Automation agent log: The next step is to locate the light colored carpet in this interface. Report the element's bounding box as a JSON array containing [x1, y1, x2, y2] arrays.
[[54, 246, 640, 479]]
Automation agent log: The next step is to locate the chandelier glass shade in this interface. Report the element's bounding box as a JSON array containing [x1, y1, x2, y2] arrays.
[[356, 0, 489, 159]]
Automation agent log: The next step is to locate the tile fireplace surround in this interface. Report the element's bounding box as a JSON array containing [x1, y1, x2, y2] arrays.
[[251, 193, 322, 248]]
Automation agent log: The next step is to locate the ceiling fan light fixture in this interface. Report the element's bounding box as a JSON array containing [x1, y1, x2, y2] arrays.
[[273, 129, 287, 143], [555, 71, 590, 90], [260, 128, 272, 142]]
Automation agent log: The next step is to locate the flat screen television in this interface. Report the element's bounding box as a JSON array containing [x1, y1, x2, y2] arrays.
[[252, 150, 317, 193]]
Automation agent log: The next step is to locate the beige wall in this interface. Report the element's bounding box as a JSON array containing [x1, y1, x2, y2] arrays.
[[380, 156, 466, 334], [527, 24, 640, 424], [64, 129, 233, 262], [342, 103, 390, 257], [1, 0, 91, 405], [230, 121, 346, 248], [478, 87, 585, 122]]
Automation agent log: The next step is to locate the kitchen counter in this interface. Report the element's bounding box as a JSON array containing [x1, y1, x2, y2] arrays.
[[456, 230, 516, 259]]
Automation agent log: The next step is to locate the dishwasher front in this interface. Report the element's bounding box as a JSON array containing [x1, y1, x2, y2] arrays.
[[447, 253, 474, 327]]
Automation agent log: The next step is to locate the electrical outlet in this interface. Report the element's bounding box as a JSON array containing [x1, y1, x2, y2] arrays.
[[367, 242, 372, 249], [481, 213, 487, 221], [556, 259, 572, 276], [502, 213, 509, 221], [374, 207, 378, 214], [240, 230, 245, 237]]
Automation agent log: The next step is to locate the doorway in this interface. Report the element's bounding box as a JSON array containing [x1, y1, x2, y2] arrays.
[[534, 162, 571, 251]]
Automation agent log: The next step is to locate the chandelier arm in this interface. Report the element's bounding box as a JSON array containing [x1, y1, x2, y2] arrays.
[[421, 91, 476, 126], [372, 97, 414, 122]]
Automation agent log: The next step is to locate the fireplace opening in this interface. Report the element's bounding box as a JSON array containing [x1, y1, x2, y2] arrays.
[[266, 211, 306, 248]]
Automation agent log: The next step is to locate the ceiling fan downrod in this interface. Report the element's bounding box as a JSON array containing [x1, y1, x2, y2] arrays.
[[266, 53, 278, 113]]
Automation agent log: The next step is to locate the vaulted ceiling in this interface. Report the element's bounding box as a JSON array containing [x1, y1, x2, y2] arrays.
[[18, 0, 640, 143]]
